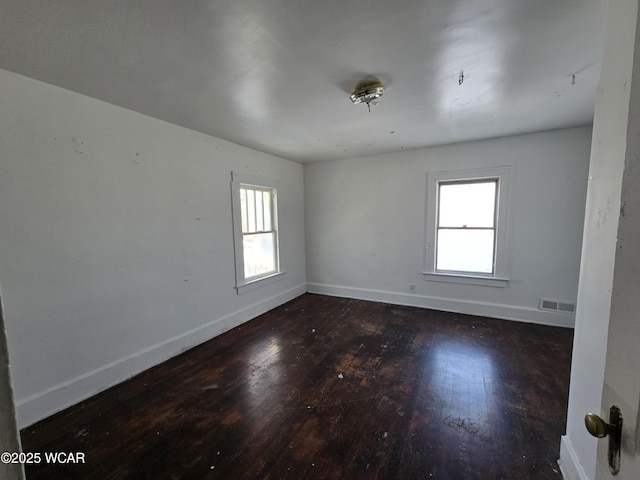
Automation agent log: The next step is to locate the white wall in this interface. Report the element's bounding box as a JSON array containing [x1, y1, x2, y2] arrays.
[[305, 127, 591, 327], [559, 1, 639, 479], [0, 69, 306, 427]]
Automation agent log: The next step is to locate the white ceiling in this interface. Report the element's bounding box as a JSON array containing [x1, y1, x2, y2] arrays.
[[0, 0, 607, 163]]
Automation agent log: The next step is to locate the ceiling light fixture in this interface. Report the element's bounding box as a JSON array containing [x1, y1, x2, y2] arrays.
[[350, 78, 384, 112]]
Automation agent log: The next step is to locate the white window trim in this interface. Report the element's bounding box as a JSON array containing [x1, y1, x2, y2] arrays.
[[423, 166, 511, 288], [231, 171, 284, 294]]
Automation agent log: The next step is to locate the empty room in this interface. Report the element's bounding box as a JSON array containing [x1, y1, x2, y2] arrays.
[[2, 0, 640, 479]]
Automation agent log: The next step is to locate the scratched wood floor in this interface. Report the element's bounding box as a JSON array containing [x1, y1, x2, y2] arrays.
[[21, 293, 573, 480]]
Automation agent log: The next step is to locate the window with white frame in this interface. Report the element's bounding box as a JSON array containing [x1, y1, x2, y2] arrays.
[[231, 172, 282, 293], [424, 167, 510, 287]]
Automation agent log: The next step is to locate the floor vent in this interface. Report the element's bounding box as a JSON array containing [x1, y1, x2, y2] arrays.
[[539, 298, 576, 314]]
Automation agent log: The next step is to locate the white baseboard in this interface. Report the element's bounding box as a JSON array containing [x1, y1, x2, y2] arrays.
[[559, 435, 590, 480], [306, 283, 575, 328], [16, 284, 306, 428]]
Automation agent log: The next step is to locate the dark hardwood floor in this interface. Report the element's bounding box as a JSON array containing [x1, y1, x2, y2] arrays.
[[21, 294, 573, 479]]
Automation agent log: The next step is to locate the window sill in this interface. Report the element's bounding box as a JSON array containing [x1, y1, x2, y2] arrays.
[[422, 272, 509, 288], [236, 271, 285, 295]]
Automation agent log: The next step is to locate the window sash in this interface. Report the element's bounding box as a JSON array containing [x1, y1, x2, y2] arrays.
[[437, 179, 498, 228], [240, 186, 273, 234], [435, 228, 496, 274], [240, 186, 277, 279], [242, 231, 278, 279], [435, 178, 499, 275]]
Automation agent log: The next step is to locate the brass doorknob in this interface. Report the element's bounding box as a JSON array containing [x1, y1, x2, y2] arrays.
[[585, 413, 611, 438], [584, 406, 622, 475]]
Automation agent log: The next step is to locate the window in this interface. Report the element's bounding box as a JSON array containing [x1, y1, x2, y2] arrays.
[[424, 167, 510, 287], [231, 172, 282, 293], [436, 180, 497, 274]]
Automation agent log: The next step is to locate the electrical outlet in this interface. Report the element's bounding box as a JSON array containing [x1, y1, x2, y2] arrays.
[[409, 284, 416, 293]]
